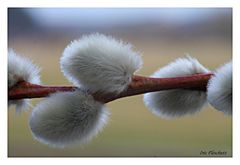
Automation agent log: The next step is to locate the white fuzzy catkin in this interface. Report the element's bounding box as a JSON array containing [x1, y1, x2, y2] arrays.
[[143, 56, 210, 119], [207, 61, 232, 115], [29, 90, 109, 148], [8, 49, 41, 112], [60, 33, 142, 94]]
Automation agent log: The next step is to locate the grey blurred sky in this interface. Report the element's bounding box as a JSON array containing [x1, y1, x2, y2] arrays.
[[25, 8, 228, 28], [8, 8, 232, 40]]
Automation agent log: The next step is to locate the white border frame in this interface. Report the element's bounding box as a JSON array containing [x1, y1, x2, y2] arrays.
[[1, 0, 239, 164]]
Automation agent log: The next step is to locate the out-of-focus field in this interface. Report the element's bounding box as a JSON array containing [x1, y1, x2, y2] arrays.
[[8, 34, 232, 157]]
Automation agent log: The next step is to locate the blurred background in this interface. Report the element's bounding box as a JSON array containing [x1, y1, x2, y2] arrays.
[[8, 8, 232, 157]]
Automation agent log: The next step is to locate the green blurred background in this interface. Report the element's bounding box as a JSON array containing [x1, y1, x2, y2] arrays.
[[8, 8, 232, 157]]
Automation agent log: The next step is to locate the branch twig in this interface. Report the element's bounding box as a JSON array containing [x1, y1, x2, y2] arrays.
[[8, 73, 213, 103]]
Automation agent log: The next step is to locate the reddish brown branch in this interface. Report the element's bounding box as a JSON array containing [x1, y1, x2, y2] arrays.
[[8, 73, 213, 103], [8, 82, 78, 100]]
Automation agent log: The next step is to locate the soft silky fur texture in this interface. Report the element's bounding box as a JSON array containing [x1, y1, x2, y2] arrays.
[[8, 49, 40, 112], [207, 61, 232, 115], [29, 90, 109, 148], [144, 56, 210, 119], [60, 33, 142, 94], [8, 49, 40, 87]]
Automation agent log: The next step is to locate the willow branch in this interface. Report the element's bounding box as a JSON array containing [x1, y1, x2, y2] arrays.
[[8, 73, 213, 103]]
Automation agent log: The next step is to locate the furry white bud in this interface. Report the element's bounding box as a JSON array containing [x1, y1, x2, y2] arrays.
[[29, 90, 109, 148], [207, 61, 232, 115], [143, 56, 210, 119], [60, 33, 142, 93], [8, 49, 41, 112]]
